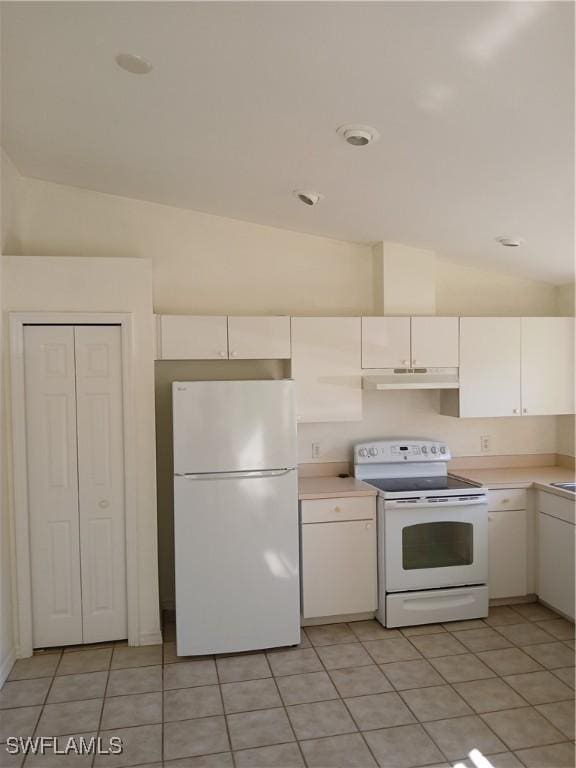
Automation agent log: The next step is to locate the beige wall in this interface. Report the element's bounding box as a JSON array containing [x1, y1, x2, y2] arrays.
[[436, 259, 559, 317], [2, 256, 161, 645], [15, 176, 375, 316], [0, 238, 14, 680], [297, 391, 558, 465], [557, 282, 575, 317], [0, 150, 22, 256], [10, 174, 565, 318]]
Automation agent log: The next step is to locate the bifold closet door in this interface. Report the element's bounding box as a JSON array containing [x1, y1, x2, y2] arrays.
[[24, 325, 127, 648], [24, 326, 83, 647], [75, 325, 127, 643]]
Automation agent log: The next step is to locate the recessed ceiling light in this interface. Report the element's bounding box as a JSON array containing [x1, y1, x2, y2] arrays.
[[337, 124, 380, 147], [115, 53, 153, 75], [293, 190, 323, 207], [496, 236, 524, 247]]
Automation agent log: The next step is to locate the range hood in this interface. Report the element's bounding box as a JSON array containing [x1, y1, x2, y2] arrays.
[[362, 367, 459, 391]]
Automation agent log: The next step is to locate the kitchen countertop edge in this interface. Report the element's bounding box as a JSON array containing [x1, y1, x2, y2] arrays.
[[298, 476, 377, 500]]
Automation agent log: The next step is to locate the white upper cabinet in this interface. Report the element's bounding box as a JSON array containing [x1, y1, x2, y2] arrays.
[[291, 317, 362, 422], [362, 317, 410, 368], [158, 315, 228, 360], [227, 316, 291, 359], [411, 317, 459, 367], [362, 316, 458, 368], [521, 317, 575, 416], [458, 318, 522, 417]]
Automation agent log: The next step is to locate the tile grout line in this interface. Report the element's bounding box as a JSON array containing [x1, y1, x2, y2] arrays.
[[91, 647, 112, 768], [214, 647, 237, 767]]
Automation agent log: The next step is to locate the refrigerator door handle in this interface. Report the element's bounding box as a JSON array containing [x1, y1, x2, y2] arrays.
[[176, 468, 296, 481]]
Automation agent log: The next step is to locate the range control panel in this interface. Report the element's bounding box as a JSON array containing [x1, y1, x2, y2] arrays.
[[354, 439, 451, 464]]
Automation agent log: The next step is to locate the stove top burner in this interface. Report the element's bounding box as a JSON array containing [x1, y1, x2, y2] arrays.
[[362, 475, 478, 493]]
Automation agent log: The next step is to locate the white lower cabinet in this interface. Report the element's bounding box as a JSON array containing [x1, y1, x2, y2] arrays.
[[301, 497, 377, 619], [487, 488, 529, 600], [537, 491, 575, 621], [488, 508, 528, 599]]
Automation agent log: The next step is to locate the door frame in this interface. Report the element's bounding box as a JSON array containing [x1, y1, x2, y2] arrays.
[[9, 312, 139, 656]]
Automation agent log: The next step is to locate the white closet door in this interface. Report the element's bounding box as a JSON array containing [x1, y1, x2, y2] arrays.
[[74, 326, 127, 643], [24, 326, 83, 647]]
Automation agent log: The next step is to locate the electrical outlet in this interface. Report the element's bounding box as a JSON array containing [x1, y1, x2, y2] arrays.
[[311, 442, 321, 459], [480, 435, 491, 453]]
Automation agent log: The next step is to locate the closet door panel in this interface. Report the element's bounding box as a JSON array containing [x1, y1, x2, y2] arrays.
[[24, 326, 83, 647], [75, 326, 127, 643]]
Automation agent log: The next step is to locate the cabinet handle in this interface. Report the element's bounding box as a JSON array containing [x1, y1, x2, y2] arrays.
[[334, 506, 341, 513], [488, 514, 493, 521], [523, 408, 528, 414], [513, 409, 519, 414], [402, 360, 409, 366], [365, 523, 372, 529], [98, 499, 110, 509], [219, 351, 227, 358], [502, 498, 510, 505], [412, 360, 419, 365], [231, 351, 238, 357]]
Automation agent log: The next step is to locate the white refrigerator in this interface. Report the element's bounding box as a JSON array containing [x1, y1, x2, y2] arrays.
[[173, 379, 300, 655]]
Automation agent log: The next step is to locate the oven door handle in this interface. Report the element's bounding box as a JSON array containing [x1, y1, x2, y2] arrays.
[[385, 496, 487, 510]]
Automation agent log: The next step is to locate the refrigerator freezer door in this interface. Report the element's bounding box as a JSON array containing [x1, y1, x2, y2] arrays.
[[173, 380, 297, 474], [174, 470, 300, 655]]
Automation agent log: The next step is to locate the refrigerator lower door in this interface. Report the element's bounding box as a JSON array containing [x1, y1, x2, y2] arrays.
[[174, 469, 300, 655]]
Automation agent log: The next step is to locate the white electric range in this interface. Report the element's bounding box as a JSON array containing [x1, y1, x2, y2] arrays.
[[354, 439, 489, 627]]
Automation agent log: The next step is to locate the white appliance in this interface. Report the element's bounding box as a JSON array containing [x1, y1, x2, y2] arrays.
[[354, 439, 489, 627], [173, 379, 300, 655]]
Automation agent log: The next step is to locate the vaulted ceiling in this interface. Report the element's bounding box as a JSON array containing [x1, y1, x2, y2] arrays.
[[2, 2, 574, 282]]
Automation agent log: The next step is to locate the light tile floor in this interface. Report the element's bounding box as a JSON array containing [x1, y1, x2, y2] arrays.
[[0, 604, 574, 768]]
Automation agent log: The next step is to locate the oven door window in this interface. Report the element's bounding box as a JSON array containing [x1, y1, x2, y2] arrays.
[[402, 521, 473, 570]]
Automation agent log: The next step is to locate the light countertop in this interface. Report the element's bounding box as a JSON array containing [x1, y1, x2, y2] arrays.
[[298, 476, 377, 500], [451, 466, 575, 501]]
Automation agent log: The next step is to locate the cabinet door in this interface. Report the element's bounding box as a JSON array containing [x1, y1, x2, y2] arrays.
[[361, 317, 410, 368], [302, 520, 377, 618], [521, 317, 575, 416], [488, 509, 527, 599], [24, 326, 83, 647], [411, 317, 459, 367], [75, 326, 127, 643], [228, 316, 291, 359], [291, 317, 362, 422], [459, 318, 521, 417], [538, 513, 575, 620], [160, 315, 228, 359]]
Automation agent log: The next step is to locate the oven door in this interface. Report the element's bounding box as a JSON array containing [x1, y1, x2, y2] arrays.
[[383, 496, 488, 592]]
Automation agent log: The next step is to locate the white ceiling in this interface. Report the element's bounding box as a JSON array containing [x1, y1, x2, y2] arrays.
[[2, 1, 574, 283]]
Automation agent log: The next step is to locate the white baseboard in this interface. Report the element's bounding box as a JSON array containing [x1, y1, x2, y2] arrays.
[[0, 648, 16, 687], [135, 630, 163, 646]]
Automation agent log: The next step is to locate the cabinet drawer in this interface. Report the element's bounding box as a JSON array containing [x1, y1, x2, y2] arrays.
[[488, 489, 527, 512], [301, 496, 375, 524]]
